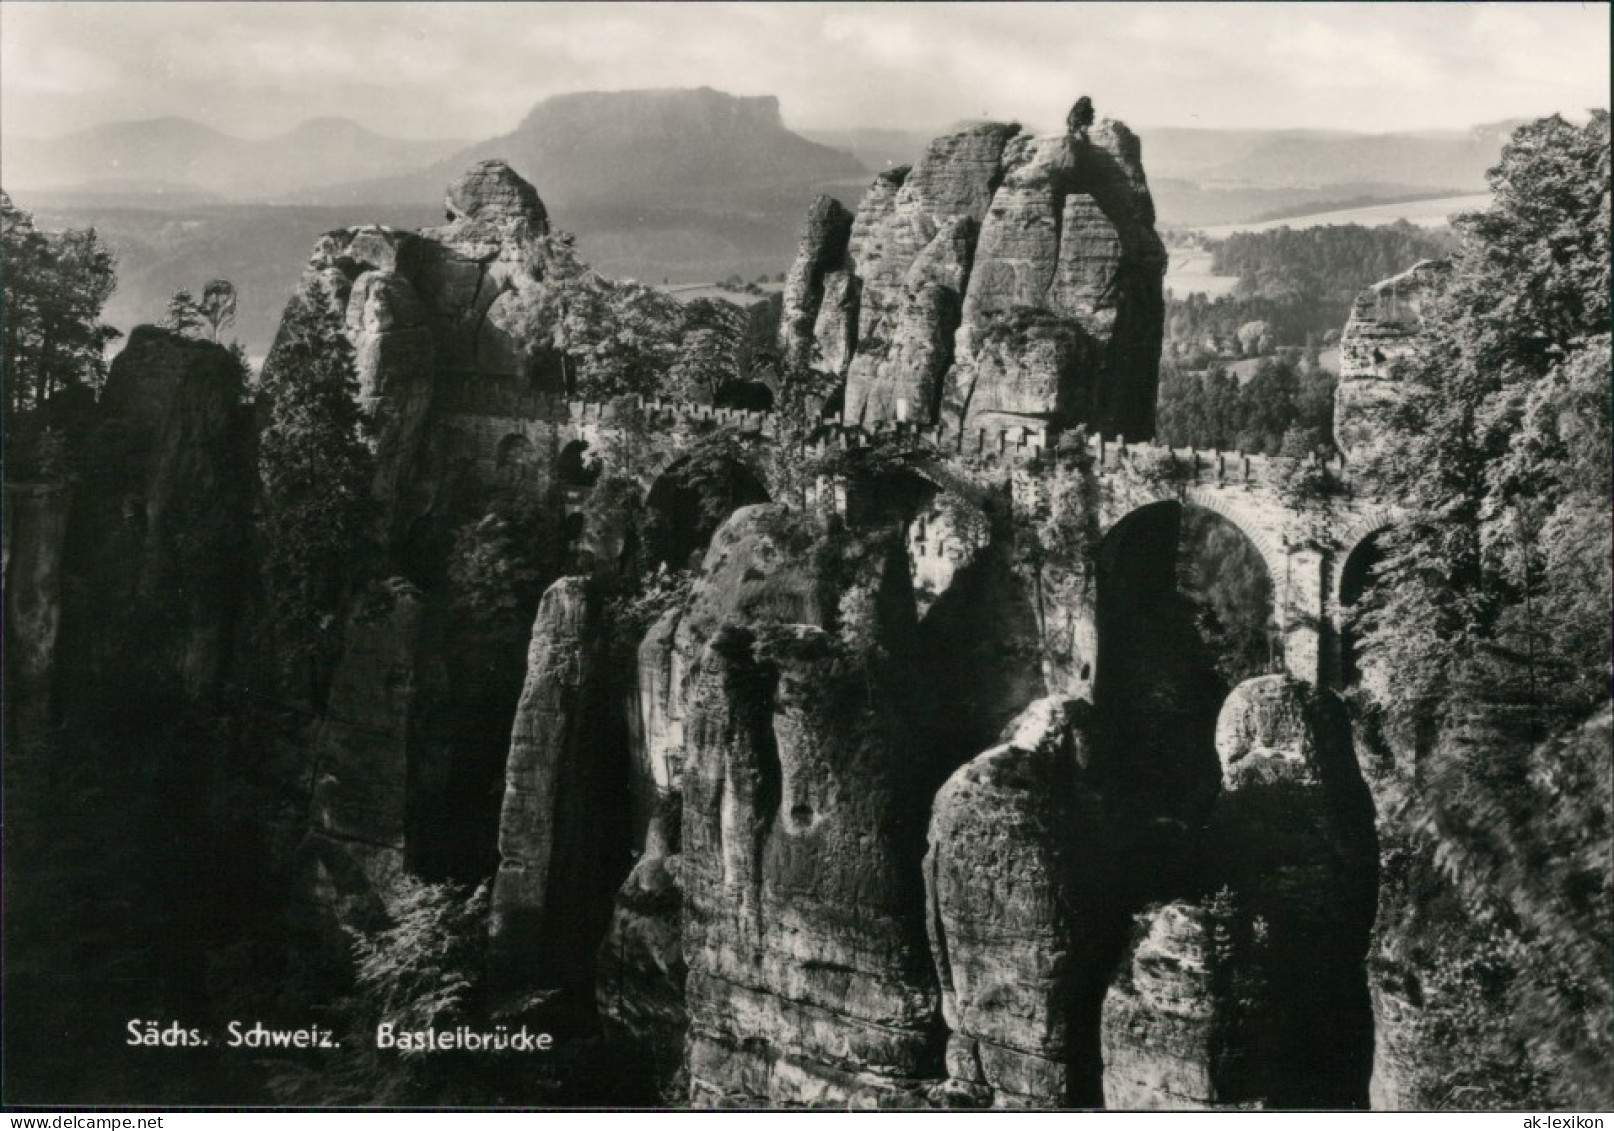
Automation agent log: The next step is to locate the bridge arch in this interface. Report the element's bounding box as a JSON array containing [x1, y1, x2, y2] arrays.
[[555, 438, 601, 489], [1330, 505, 1398, 609], [1092, 498, 1279, 814], [494, 431, 538, 489], [643, 451, 770, 572], [1335, 527, 1392, 689]]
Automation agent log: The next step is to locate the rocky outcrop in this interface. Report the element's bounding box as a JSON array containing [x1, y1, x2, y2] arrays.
[[300, 580, 428, 930], [489, 577, 620, 1001], [811, 269, 861, 376], [925, 698, 1108, 1107], [61, 326, 252, 705], [780, 196, 854, 369], [1205, 674, 1377, 1108], [1097, 676, 1376, 1110], [1100, 902, 1225, 1110], [781, 102, 1166, 439], [643, 505, 944, 1106], [596, 830, 687, 1093], [446, 158, 552, 228], [1333, 259, 1450, 458], [2, 484, 70, 710], [847, 217, 975, 422]]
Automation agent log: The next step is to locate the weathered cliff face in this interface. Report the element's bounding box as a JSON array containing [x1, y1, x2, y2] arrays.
[[286, 160, 559, 553], [781, 106, 1165, 439], [490, 577, 627, 1004], [1333, 259, 1450, 458], [780, 195, 855, 371], [615, 504, 945, 1106], [925, 698, 1111, 1107], [1206, 675, 1377, 1107], [59, 326, 252, 707], [298, 579, 428, 931], [2, 484, 70, 712], [1099, 901, 1227, 1110]]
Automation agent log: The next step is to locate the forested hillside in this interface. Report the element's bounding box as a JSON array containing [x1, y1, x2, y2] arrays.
[[1351, 110, 1611, 1109], [1167, 221, 1456, 351]]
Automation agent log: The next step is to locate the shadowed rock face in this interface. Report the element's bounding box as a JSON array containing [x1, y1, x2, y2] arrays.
[[781, 106, 1166, 439], [1098, 676, 1377, 1111], [60, 326, 253, 707], [1099, 901, 1224, 1110], [490, 577, 623, 1003], [298, 580, 428, 933], [925, 697, 1111, 1108], [1216, 674, 1379, 1107], [609, 505, 945, 1106], [2, 485, 69, 709]]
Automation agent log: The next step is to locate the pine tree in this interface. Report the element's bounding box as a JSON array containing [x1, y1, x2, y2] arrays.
[[256, 280, 377, 692], [2, 191, 119, 420]]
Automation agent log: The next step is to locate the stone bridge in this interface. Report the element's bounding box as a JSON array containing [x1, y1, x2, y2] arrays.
[[436, 387, 1394, 692]]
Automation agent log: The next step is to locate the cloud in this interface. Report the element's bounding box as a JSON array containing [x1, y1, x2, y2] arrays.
[[1, 1, 1608, 141]]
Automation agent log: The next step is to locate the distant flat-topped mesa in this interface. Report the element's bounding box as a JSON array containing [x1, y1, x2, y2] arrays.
[[780, 100, 1168, 441], [1333, 259, 1450, 458]]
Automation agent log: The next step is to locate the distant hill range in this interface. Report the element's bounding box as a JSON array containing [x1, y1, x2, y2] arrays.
[[328, 87, 867, 210], [1, 116, 467, 198], [2, 89, 1537, 357]]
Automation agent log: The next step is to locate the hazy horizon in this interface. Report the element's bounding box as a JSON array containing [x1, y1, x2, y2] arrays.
[[3, 2, 1608, 142]]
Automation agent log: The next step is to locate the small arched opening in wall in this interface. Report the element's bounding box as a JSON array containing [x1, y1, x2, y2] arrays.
[[1335, 530, 1389, 690], [644, 453, 770, 572], [714, 379, 775, 412], [494, 432, 535, 486], [555, 439, 601, 489], [1093, 499, 1278, 819]]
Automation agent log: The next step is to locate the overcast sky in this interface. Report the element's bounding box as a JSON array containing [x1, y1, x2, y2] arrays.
[[2, 2, 1608, 140]]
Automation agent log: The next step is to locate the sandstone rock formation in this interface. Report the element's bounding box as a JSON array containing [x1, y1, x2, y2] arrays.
[[1100, 901, 1225, 1110], [3, 485, 69, 710], [489, 577, 617, 1001], [780, 195, 854, 370], [780, 104, 1166, 439], [924, 697, 1108, 1107], [300, 579, 428, 930], [596, 839, 688, 1094], [1333, 259, 1450, 458], [624, 504, 945, 1106], [1205, 674, 1377, 1107], [61, 326, 253, 705], [1097, 675, 1377, 1110]]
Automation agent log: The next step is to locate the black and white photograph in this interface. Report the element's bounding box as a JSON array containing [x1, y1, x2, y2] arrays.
[[1, 0, 1609, 1114]]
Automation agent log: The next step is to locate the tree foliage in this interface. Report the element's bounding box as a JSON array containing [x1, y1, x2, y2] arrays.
[[1166, 221, 1455, 356], [255, 281, 377, 688], [502, 233, 686, 400], [164, 279, 239, 342], [2, 190, 120, 420], [1355, 111, 1611, 722], [1346, 111, 1610, 1110], [1155, 352, 1337, 455]]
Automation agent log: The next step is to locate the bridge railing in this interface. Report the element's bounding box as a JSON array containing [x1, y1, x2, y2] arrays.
[[433, 386, 1349, 489]]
